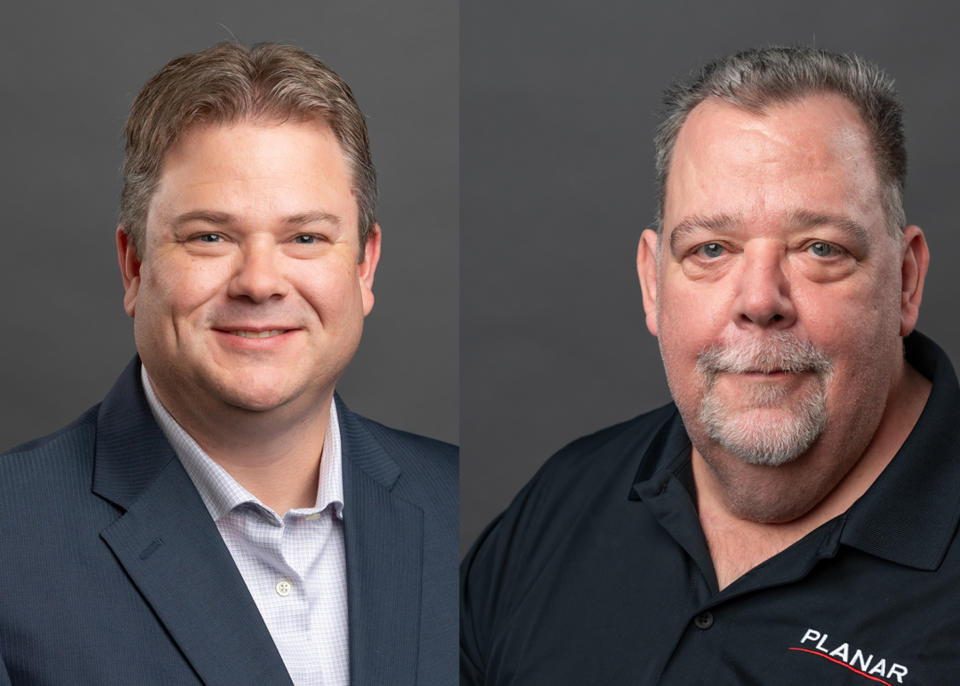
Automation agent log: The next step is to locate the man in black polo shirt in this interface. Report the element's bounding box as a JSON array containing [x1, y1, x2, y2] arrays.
[[461, 47, 960, 684]]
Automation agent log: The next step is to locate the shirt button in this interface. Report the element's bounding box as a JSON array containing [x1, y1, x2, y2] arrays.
[[275, 578, 293, 597], [694, 611, 714, 630]]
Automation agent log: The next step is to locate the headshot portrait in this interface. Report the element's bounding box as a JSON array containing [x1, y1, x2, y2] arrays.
[[461, 0, 960, 683], [0, 2, 456, 685]]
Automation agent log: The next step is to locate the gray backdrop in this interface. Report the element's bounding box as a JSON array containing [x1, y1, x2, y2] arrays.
[[4, 1, 959, 557], [0, 0, 458, 449], [461, 0, 960, 553]]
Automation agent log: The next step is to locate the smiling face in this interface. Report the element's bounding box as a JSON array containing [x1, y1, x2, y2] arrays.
[[118, 119, 379, 425], [637, 94, 926, 511]]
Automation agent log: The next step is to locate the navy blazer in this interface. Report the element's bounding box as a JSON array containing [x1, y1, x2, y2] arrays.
[[0, 359, 457, 685]]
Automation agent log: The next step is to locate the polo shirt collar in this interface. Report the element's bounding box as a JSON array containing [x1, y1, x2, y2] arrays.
[[839, 331, 960, 570]]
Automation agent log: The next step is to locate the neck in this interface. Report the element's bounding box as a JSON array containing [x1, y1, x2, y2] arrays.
[[693, 360, 931, 589], [149, 375, 333, 516]]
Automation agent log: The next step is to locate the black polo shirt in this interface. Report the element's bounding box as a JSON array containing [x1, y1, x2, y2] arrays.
[[461, 332, 960, 685]]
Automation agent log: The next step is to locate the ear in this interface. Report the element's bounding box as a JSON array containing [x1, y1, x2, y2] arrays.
[[117, 226, 142, 318], [898, 224, 929, 336], [359, 223, 382, 316], [637, 228, 660, 337]]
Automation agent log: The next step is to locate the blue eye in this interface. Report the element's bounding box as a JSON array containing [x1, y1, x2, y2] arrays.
[[198, 234, 223, 243], [293, 234, 320, 244], [696, 242, 725, 259], [808, 242, 838, 257]]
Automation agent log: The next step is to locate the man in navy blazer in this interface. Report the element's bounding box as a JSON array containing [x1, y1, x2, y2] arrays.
[[0, 43, 456, 685]]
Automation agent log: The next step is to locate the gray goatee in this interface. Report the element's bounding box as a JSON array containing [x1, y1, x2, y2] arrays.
[[696, 333, 833, 467]]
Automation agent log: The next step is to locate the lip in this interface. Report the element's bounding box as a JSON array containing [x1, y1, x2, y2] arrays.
[[734, 370, 800, 378], [723, 370, 813, 385], [212, 327, 301, 349], [213, 325, 298, 333]]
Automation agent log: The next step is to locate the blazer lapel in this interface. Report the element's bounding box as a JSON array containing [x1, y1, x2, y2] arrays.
[[93, 359, 293, 686], [338, 398, 424, 686]]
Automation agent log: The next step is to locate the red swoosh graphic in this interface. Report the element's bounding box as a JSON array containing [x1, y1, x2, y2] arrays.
[[788, 647, 892, 686]]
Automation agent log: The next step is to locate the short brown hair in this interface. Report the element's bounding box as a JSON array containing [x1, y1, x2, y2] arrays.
[[120, 42, 377, 257]]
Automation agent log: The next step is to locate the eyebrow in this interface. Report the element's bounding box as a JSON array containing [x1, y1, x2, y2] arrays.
[[668, 213, 739, 254], [171, 210, 231, 228], [284, 211, 342, 228], [787, 210, 870, 248], [171, 210, 342, 229]]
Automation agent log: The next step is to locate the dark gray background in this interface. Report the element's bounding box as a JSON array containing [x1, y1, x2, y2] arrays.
[[461, 0, 960, 552], [0, 0, 458, 449]]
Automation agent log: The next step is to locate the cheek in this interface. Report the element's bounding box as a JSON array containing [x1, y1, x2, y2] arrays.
[[656, 275, 730, 355], [796, 269, 903, 347], [140, 259, 227, 317], [290, 261, 363, 315], [792, 279, 904, 410], [654, 304, 715, 410]]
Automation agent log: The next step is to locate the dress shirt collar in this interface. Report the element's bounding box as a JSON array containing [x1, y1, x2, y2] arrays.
[[141, 365, 344, 522]]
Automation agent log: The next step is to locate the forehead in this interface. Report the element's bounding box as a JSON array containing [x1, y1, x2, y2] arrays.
[[148, 118, 357, 225], [663, 93, 883, 233]]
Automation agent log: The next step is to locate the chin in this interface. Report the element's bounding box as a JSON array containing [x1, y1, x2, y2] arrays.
[[224, 394, 294, 413], [698, 383, 828, 468], [209, 376, 308, 414], [724, 484, 823, 524], [705, 411, 824, 468], [197, 359, 341, 415]]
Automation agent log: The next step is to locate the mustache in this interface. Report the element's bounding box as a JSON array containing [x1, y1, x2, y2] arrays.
[[697, 333, 833, 376]]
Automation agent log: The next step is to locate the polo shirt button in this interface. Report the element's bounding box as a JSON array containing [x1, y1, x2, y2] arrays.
[[276, 578, 293, 597], [694, 611, 714, 630]]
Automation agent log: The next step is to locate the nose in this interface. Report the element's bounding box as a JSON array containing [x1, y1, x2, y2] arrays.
[[732, 242, 796, 329], [227, 241, 289, 303]]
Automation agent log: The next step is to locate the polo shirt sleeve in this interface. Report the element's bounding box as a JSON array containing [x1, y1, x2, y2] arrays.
[[460, 471, 547, 685], [460, 514, 501, 684], [460, 414, 668, 685], [459, 451, 579, 685]]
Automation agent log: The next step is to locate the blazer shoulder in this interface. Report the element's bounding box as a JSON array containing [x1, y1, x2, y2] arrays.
[[348, 411, 457, 479], [0, 406, 100, 519], [0, 405, 99, 469], [338, 403, 457, 524]]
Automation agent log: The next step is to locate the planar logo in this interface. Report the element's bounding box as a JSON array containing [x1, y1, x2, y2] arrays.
[[789, 629, 909, 685]]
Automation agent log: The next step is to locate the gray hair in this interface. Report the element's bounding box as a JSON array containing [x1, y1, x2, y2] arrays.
[[654, 46, 906, 236]]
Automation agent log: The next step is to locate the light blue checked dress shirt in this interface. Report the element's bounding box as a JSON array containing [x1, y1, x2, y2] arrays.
[[142, 367, 349, 686]]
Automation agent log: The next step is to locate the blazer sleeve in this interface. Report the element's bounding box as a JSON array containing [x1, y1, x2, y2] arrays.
[[0, 648, 13, 686]]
